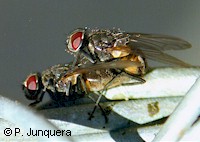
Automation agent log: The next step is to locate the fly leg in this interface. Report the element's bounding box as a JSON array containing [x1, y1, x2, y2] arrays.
[[77, 74, 97, 102], [70, 75, 87, 100], [71, 52, 80, 71], [76, 75, 108, 122], [99, 71, 146, 100], [71, 50, 96, 71], [89, 71, 146, 122], [120, 72, 146, 86], [88, 73, 121, 123], [88, 93, 108, 123]]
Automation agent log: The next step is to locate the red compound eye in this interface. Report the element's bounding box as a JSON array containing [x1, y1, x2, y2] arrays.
[[71, 32, 83, 51], [25, 75, 38, 90], [68, 29, 85, 52]]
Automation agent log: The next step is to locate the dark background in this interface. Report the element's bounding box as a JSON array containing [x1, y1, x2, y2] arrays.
[[0, 0, 199, 105]]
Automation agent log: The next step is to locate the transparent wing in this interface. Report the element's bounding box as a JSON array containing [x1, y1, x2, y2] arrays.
[[127, 33, 191, 51], [126, 33, 191, 67], [139, 49, 191, 67]]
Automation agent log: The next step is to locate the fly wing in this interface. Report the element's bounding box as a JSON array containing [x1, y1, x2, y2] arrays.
[[127, 33, 191, 51], [65, 60, 141, 76], [140, 49, 191, 67], [126, 33, 191, 67]]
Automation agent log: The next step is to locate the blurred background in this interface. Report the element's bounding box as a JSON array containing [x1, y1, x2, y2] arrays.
[[0, 0, 199, 105]]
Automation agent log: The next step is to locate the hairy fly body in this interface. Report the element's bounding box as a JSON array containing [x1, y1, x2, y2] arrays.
[[22, 60, 141, 103], [22, 60, 144, 121], [66, 28, 191, 69], [65, 28, 192, 118]]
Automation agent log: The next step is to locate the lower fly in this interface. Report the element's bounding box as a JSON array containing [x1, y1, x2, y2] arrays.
[[22, 59, 145, 122]]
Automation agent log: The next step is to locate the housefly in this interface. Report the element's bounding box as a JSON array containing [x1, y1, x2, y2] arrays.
[[66, 28, 191, 69], [65, 28, 191, 118], [22, 60, 143, 121], [22, 59, 141, 104]]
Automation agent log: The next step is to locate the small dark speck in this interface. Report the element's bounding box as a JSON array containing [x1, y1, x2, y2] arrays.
[[121, 131, 126, 135], [148, 101, 159, 117]]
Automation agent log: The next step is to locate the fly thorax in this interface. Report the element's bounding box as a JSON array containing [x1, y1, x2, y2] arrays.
[[42, 73, 53, 88], [89, 32, 115, 61], [56, 79, 71, 94], [95, 49, 112, 62]]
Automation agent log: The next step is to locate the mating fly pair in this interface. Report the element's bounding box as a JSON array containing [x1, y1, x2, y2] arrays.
[[22, 60, 141, 106], [22, 28, 191, 120]]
